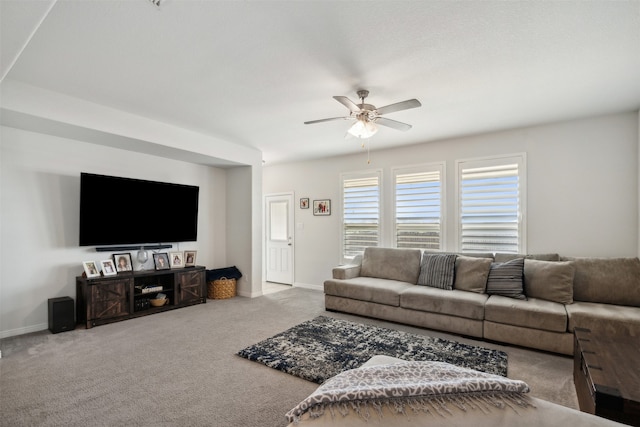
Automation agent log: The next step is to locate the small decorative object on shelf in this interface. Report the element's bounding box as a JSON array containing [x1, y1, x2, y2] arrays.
[[101, 259, 117, 276], [136, 247, 149, 271], [170, 252, 184, 269], [114, 253, 133, 272], [82, 261, 101, 278], [184, 250, 197, 267], [135, 284, 163, 294], [153, 253, 170, 270]]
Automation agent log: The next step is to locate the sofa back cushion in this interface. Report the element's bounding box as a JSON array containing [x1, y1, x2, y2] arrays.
[[524, 259, 575, 304], [360, 247, 422, 284], [454, 256, 493, 293], [561, 257, 640, 307], [494, 253, 560, 263], [417, 253, 457, 289]]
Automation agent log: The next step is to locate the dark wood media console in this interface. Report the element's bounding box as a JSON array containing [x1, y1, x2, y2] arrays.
[[76, 266, 206, 328]]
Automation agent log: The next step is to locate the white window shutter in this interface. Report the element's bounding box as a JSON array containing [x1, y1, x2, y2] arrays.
[[342, 174, 380, 259], [395, 170, 442, 250], [459, 159, 524, 253]]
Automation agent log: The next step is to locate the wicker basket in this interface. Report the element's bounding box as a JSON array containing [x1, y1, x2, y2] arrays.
[[208, 277, 236, 299]]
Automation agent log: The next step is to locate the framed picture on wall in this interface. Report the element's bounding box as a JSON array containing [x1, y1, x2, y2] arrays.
[[313, 199, 331, 216], [184, 250, 197, 267], [300, 198, 309, 209]]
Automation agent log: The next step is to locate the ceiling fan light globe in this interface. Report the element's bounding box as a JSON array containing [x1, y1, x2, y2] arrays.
[[347, 119, 378, 139]]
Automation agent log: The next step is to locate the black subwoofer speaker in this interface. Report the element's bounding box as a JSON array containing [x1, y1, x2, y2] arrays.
[[48, 296, 75, 334]]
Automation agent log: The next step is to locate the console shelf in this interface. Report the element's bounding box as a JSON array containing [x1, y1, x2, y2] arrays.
[[76, 266, 206, 328]]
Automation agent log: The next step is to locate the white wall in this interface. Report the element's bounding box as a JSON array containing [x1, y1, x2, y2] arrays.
[[0, 126, 228, 337], [263, 112, 639, 288]]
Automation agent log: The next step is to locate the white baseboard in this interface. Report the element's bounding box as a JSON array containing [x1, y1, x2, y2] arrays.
[[293, 282, 323, 291], [0, 322, 48, 339]]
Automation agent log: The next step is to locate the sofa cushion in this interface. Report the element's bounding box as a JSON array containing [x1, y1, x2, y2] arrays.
[[360, 247, 422, 284], [417, 253, 457, 290], [523, 259, 575, 304], [566, 301, 640, 336], [400, 287, 488, 320], [485, 295, 568, 333], [454, 256, 493, 293], [324, 277, 414, 307], [560, 257, 640, 307], [494, 253, 560, 263], [486, 258, 526, 300]]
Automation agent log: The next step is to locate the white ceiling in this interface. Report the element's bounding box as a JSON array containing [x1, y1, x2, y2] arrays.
[[1, 0, 639, 165]]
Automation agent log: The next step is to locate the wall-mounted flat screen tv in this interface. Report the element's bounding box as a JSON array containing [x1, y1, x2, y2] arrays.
[[79, 173, 199, 247]]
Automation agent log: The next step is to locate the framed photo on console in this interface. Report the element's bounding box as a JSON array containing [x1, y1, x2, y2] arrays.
[[313, 199, 331, 216], [100, 259, 117, 276], [82, 261, 100, 278], [170, 252, 184, 269], [184, 250, 197, 267], [153, 253, 170, 270], [113, 253, 133, 272]]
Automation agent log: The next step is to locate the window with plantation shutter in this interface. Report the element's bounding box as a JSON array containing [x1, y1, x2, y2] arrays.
[[394, 164, 444, 250], [457, 154, 526, 254], [342, 171, 381, 260]]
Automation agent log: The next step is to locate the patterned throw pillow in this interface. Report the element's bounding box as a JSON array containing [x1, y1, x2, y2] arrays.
[[417, 254, 457, 290], [486, 258, 526, 299]]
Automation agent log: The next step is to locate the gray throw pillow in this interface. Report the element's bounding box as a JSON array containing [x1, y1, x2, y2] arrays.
[[524, 259, 575, 304], [417, 254, 457, 290], [486, 258, 526, 299], [454, 256, 493, 293]]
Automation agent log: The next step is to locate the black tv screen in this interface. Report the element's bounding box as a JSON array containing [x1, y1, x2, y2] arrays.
[[79, 173, 199, 246]]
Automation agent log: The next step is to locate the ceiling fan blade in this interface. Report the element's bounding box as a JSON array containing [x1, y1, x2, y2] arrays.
[[376, 117, 412, 131], [304, 116, 350, 125], [333, 96, 361, 113], [376, 99, 422, 115]]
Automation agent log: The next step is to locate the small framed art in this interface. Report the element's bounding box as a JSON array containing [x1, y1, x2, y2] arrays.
[[100, 259, 117, 276], [153, 253, 170, 270], [313, 199, 331, 216], [184, 250, 197, 267], [170, 252, 184, 268], [300, 198, 309, 209], [114, 253, 133, 272], [83, 261, 101, 278]]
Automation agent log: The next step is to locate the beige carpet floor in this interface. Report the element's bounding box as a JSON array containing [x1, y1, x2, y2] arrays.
[[0, 287, 577, 427]]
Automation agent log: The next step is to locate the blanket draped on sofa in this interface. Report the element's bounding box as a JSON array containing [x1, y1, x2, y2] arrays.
[[285, 361, 532, 424]]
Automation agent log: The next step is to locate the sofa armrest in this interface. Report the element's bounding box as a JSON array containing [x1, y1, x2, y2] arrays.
[[332, 255, 363, 279]]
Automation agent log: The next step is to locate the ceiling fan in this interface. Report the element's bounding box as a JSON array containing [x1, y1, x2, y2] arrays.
[[304, 90, 422, 139]]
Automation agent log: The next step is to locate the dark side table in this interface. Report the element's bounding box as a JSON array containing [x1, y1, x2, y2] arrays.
[[573, 327, 640, 426]]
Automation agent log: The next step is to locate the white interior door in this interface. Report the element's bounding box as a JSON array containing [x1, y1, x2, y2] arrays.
[[265, 193, 294, 284]]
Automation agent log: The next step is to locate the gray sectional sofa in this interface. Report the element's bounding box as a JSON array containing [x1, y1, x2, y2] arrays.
[[324, 247, 640, 355]]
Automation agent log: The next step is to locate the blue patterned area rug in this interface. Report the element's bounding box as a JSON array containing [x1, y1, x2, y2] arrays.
[[237, 316, 508, 384]]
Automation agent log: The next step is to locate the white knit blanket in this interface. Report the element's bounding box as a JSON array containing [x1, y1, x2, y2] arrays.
[[286, 360, 533, 424]]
